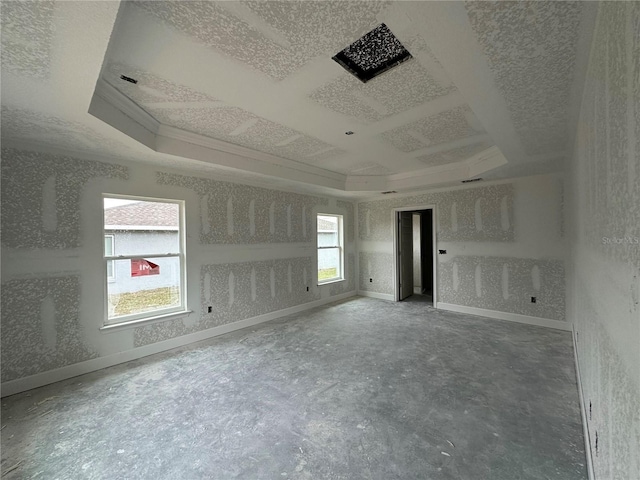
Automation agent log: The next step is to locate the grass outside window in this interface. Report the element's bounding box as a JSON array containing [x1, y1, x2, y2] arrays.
[[318, 267, 338, 281]]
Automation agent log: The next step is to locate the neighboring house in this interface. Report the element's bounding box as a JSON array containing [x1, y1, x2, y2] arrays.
[[104, 201, 180, 295]]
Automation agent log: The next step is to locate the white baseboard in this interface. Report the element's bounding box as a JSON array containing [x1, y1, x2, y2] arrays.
[[572, 325, 595, 480], [357, 290, 394, 301], [1, 291, 357, 398], [436, 303, 571, 331]]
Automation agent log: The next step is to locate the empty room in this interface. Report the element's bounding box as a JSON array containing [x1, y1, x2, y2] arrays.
[[1, 1, 638, 479]]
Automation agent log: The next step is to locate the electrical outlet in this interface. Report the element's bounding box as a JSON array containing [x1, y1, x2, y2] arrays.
[[369, 278, 373, 283], [531, 296, 537, 303], [208, 306, 212, 313]]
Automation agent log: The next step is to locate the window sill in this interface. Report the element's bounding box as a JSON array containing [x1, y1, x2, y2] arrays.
[[100, 309, 192, 333], [318, 278, 345, 286]]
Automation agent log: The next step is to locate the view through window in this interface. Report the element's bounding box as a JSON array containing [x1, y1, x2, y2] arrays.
[[103, 196, 185, 324], [317, 214, 343, 283]]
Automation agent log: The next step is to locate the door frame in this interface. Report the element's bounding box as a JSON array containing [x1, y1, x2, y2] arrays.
[[392, 205, 437, 305]]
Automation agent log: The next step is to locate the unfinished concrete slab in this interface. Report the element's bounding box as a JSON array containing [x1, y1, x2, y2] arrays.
[[0, 297, 586, 479]]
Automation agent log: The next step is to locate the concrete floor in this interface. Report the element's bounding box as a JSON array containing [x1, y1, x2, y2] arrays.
[[1, 297, 586, 479]]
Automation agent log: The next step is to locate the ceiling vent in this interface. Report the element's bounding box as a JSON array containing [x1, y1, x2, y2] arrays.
[[461, 178, 483, 184], [332, 24, 412, 83], [120, 74, 138, 84]]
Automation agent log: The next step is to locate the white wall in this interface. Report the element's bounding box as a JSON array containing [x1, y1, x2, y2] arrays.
[[566, 3, 640, 478]]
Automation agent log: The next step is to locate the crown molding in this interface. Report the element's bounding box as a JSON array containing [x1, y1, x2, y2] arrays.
[[156, 124, 345, 183], [89, 80, 158, 150], [95, 79, 161, 134]]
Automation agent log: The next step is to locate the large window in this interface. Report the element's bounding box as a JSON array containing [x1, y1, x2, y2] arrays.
[[317, 214, 343, 284], [103, 195, 186, 326]]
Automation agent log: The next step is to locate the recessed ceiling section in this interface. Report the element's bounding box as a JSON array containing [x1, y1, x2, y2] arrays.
[[130, 1, 301, 80], [332, 23, 412, 83], [130, 0, 388, 80], [378, 106, 485, 153], [88, 1, 518, 193]]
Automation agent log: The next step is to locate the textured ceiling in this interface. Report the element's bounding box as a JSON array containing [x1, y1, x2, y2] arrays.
[[465, 1, 583, 156], [379, 107, 485, 153], [1, 0, 55, 79], [416, 142, 494, 168], [1, 0, 593, 197], [132, 0, 388, 80], [311, 50, 454, 122]]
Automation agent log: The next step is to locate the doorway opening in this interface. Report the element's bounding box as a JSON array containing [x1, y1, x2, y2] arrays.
[[393, 207, 436, 306]]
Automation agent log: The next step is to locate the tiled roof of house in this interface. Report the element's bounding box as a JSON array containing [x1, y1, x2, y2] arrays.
[[104, 201, 179, 228]]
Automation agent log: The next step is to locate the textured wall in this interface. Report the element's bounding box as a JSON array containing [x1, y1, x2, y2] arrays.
[[1, 276, 97, 382], [438, 256, 565, 321], [359, 183, 514, 243], [359, 251, 395, 296], [1, 147, 355, 385], [357, 176, 565, 320], [157, 172, 327, 244], [0, 148, 128, 249], [567, 3, 640, 479]]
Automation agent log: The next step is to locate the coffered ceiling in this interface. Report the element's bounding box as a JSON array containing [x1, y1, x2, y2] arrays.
[[1, 1, 596, 197]]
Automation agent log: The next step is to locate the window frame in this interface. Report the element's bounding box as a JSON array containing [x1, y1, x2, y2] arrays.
[[102, 194, 187, 327], [104, 234, 116, 283], [317, 213, 344, 285]]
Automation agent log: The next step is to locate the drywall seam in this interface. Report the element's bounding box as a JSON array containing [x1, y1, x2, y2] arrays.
[[436, 303, 570, 331], [0, 290, 357, 398], [356, 291, 394, 301], [573, 324, 596, 480]]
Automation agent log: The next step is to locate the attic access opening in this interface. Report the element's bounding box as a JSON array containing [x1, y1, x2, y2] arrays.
[[332, 23, 412, 83]]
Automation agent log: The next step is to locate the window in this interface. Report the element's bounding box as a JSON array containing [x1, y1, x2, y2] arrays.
[[103, 195, 186, 326], [317, 214, 343, 284], [104, 234, 115, 282]]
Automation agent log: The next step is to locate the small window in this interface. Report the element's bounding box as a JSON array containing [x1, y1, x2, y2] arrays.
[[104, 234, 115, 282], [103, 195, 186, 325], [317, 214, 344, 284]]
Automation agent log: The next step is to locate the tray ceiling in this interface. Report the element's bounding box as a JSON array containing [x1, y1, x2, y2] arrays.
[[1, 1, 595, 197]]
